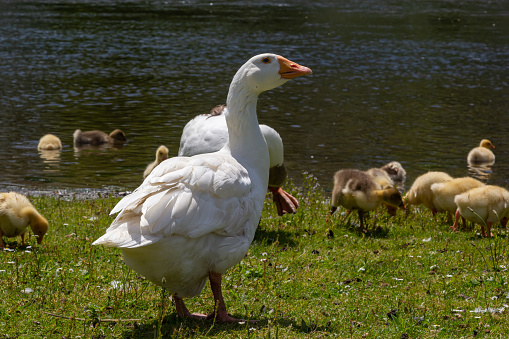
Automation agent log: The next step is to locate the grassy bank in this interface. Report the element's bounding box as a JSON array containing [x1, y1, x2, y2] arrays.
[[1, 174, 508, 338]]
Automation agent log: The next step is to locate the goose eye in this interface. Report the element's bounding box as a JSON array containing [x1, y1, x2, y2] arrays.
[[262, 57, 271, 64]]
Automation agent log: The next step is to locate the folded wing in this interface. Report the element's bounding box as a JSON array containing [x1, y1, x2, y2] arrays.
[[93, 152, 253, 248]]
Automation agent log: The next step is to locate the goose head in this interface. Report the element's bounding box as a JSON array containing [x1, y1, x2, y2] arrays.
[[228, 53, 312, 100]]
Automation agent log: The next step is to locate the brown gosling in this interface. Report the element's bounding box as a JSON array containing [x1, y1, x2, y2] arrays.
[[330, 169, 405, 229], [453, 185, 509, 237], [404, 171, 453, 216], [0, 192, 49, 248], [73, 129, 127, 146], [143, 145, 170, 179], [37, 134, 62, 150], [467, 139, 495, 164], [380, 161, 407, 187]]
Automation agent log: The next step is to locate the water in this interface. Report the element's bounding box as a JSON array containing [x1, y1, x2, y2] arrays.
[[0, 0, 508, 193]]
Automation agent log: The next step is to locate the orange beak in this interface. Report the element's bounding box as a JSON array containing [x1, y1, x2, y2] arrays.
[[277, 56, 312, 79]]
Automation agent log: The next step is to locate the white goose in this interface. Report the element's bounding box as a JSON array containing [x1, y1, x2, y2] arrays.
[[179, 104, 298, 215], [93, 54, 311, 322]]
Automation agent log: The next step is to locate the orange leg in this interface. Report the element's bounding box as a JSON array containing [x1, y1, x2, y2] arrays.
[[486, 222, 493, 237], [173, 294, 207, 320], [173, 272, 255, 323], [451, 210, 461, 231], [207, 271, 254, 323], [269, 187, 299, 216]]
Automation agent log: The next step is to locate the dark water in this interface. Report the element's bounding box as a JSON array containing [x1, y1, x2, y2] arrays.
[[0, 0, 508, 193]]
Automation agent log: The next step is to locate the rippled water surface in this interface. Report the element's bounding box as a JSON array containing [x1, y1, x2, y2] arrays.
[[0, 0, 508, 193]]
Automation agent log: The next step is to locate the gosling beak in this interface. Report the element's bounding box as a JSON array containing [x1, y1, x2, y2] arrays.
[[277, 56, 312, 79], [36, 234, 44, 245]]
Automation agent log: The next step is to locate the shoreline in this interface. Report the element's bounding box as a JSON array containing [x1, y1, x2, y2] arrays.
[[1, 186, 132, 201]]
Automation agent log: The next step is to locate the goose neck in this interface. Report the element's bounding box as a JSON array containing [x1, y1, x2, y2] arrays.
[[224, 86, 269, 179]]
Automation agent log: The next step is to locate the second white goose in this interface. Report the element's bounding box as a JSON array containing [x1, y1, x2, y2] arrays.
[[179, 105, 298, 216]]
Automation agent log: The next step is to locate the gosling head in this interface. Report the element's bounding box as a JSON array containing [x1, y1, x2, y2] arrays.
[[382, 187, 405, 209], [109, 129, 127, 143], [156, 145, 169, 163], [480, 139, 495, 149], [28, 212, 49, 245]]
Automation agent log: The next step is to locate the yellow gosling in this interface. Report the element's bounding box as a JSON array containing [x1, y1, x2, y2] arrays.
[[467, 139, 495, 164], [37, 134, 62, 150], [0, 192, 48, 248], [453, 185, 509, 237], [143, 145, 169, 179], [404, 171, 453, 216]]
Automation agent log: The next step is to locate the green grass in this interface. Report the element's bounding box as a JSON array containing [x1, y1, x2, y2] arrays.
[[1, 173, 508, 338]]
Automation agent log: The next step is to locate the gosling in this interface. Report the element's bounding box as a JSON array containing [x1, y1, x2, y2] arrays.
[[330, 169, 405, 229], [380, 161, 407, 188], [430, 176, 485, 227], [404, 171, 453, 216], [0, 192, 49, 248], [453, 185, 509, 237], [143, 145, 169, 179], [37, 134, 62, 150], [73, 129, 127, 146], [467, 139, 495, 165]]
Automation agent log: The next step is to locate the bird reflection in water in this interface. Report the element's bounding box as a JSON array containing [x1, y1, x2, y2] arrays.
[[39, 150, 61, 173], [73, 142, 125, 155], [468, 162, 494, 181]]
